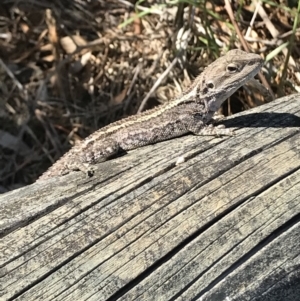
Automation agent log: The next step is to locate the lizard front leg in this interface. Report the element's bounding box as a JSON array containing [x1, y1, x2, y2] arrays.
[[192, 124, 234, 136], [187, 114, 234, 136]]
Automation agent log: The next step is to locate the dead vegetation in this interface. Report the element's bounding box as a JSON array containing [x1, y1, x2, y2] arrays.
[[0, 0, 299, 191]]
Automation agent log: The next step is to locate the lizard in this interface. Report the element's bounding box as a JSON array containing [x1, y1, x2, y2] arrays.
[[38, 49, 263, 180]]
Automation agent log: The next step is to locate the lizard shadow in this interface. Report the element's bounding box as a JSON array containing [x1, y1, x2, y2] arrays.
[[220, 112, 300, 129]]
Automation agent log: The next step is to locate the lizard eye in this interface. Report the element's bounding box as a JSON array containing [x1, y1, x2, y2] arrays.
[[226, 64, 238, 73], [206, 81, 214, 89]]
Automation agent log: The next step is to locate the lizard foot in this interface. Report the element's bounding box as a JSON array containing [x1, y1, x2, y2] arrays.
[[211, 113, 225, 123], [63, 161, 95, 177], [194, 124, 234, 136], [38, 161, 95, 181]]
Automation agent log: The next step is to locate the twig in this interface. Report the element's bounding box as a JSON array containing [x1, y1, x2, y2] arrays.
[[245, 2, 260, 38], [277, 0, 300, 96], [138, 57, 178, 113], [127, 63, 142, 97], [224, 0, 274, 100], [0, 58, 24, 92]]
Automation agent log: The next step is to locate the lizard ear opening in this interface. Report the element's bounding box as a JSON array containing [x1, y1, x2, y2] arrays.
[[226, 63, 238, 73], [206, 81, 214, 89]]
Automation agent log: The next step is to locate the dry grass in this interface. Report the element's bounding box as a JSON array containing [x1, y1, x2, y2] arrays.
[[0, 0, 299, 191]]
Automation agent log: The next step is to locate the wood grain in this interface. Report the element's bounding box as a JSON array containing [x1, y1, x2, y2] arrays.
[[1, 94, 300, 301]]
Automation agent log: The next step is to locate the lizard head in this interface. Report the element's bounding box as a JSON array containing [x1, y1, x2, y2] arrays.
[[202, 49, 263, 108], [181, 49, 263, 113]]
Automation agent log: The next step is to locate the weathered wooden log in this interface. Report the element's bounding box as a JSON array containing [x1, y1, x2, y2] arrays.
[[1, 94, 300, 301]]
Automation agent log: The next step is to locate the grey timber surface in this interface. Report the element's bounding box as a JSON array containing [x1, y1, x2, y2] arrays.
[[0, 94, 300, 301]]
